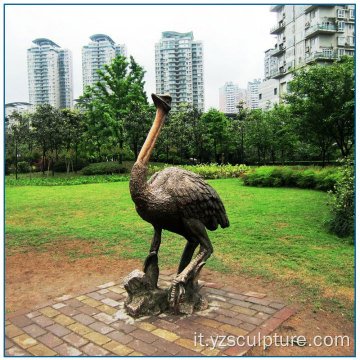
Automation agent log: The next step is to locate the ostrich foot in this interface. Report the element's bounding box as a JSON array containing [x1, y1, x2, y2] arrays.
[[168, 262, 208, 315]]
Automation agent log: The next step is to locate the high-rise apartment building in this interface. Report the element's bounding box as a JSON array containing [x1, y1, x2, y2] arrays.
[[247, 80, 261, 110], [219, 82, 246, 114], [155, 31, 204, 111], [82, 34, 127, 91], [267, 4, 355, 97], [27, 38, 73, 109]]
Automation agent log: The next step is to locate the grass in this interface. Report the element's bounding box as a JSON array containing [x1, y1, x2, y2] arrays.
[[5, 179, 354, 318]]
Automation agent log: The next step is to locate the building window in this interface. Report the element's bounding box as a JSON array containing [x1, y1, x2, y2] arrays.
[[349, 9, 355, 19], [337, 21, 345, 31], [347, 36, 355, 46], [259, 94, 262, 100], [346, 50, 355, 56], [337, 9, 346, 18], [348, 24, 354, 31], [338, 36, 345, 46], [274, 88, 277, 95], [339, 48, 345, 56], [323, 48, 333, 57]]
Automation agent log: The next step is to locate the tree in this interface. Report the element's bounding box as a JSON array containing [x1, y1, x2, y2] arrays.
[[201, 109, 229, 163], [61, 109, 87, 175], [286, 56, 355, 166], [79, 55, 148, 163], [5, 111, 31, 179], [31, 104, 63, 175]]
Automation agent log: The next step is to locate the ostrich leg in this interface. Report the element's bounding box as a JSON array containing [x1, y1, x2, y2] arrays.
[[177, 241, 199, 274], [143, 227, 162, 288], [170, 220, 213, 308]]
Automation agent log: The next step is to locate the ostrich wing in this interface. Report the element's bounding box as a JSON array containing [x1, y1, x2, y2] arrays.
[[148, 167, 230, 231]]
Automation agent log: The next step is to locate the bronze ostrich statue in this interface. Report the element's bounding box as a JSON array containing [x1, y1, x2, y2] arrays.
[[129, 93, 229, 310]]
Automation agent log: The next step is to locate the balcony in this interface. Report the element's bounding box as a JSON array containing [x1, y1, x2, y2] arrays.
[[270, 21, 285, 34], [305, 23, 337, 38], [270, 67, 287, 79], [272, 43, 286, 56], [305, 52, 339, 63], [270, 5, 283, 12]]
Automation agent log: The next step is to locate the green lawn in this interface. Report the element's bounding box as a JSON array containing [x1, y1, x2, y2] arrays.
[[5, 179, 354, 317]]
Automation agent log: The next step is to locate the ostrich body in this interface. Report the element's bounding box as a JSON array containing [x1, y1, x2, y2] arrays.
[[130, 94, 229, 307]]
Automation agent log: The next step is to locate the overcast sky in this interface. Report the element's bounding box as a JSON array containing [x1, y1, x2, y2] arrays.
[[5, 3, 277, 110]]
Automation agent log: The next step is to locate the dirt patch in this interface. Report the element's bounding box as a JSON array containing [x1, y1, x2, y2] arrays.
[[5, 246, 354, 356]]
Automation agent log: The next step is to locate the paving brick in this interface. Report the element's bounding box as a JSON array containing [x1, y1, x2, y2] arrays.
[[5, 346, 31, 356], [39, 306, 60, 318], [194, 317, 223, 329], [82, 298, 103, 308], [231, 305, 258, 315], [54, 343, 83, 356], [269, 302, 286, 310], [73, 313, 96, 325], [5, 324, 24, 338], [32, 315, 54, 327], [152, 328, 180, 342], [152, 337, 184, 355], [243, 291, 267, 298], [101, 297, 122, 307], [64, 298, 84, 308], [245, 297, 272, 306], [111, 321, 136, 333], [236, 313, 264, 325], [152, 318, 179, 332], [137, 321, 157, 332], [204, 287, 227, 296], [52, 303, 67, 309], [54, 314, 76, 326], [129, 351, 144, 356], [108, 285, 125, 294], [107, 330, 134, 344], [23, 324, 47, 338], [26, 311, 41, 319], [238, 322, 257, 332], [76, 295, 88, 301], [77, 304, 100, 316], [81, 342, 109, 356], [103, 340, 133, 355], [28, 343, 57, 356], [176, 347, 201, 356], [5, 320, 11, 325], [105, 291, 124, 301], [175, 337, 203, 352], [5, 337, 14, 349], [97, 281, 116, 289], [37, 332, 63, 348], [46, 323, 71, 337], [98, 288, 109, 294], [261, 316, 284, 332], [83, 331, 111, 345], [132, 328, 158, 343], [88, 321, 114, 335], [214, 307, 239, 318], [9, 315, 33, 328], [219, 324, 248, 337], [227, 292, 248, 301], [228, 298, 252, 307], [273, 306, 297, 320], [55, 294, 72, 302], [215, 314, 243, 327], [224, 343, 252, 356], [97, 304, 118, 315], [12, 334, 38, 349], [127, 339, 158, 356], [255, 311, 271, 320], [251, 304, 277, 314], [202, 347, 220, 356], [67, 322, 92, 336], [58, 306, 81, 317], [63, 333, 89, 347], [87, 291, 105, 300], [93, 312, 116, 324]]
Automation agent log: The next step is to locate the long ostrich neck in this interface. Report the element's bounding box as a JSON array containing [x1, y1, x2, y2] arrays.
[[130, 106, 167, 197]]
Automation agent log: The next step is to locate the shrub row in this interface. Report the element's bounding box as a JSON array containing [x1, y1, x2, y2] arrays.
[[149, 163, 249, 179], [243, 166, 341, 191], [81, 162, 127, 175], [5, 175, 129, 187]]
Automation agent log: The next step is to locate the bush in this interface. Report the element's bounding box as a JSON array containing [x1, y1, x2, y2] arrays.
[[53, 158, 89, 172], [243, 166, 340, 192], [81, 162, 127, 175], [327, 159, 355, 240]]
